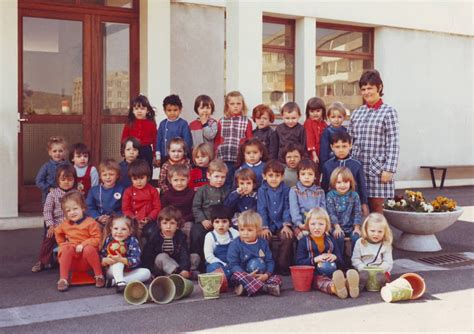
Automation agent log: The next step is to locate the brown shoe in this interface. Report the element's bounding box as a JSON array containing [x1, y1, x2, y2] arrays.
[[346, 269, 360, 298], [31, 261, 44, 273], [57, 279, 69, 292], [95, 275, 105, 288], [332, 270, 348, 299], [264, 284, 281, 297]]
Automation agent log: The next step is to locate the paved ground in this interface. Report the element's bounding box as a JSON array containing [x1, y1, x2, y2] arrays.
[[0, 186, 473, 333]]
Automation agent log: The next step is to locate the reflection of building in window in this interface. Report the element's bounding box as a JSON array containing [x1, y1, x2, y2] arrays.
[[316, 24, 373, 112], [72, 70, 129, 115]]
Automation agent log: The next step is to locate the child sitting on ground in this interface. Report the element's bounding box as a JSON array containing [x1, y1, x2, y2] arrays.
[[252, 104, 278, 160], [257, 160, 293, 275], [155, 94, 193, 166], [189, 94, 218, 150], [70, 142, 99, 197], [326, 167, 362, 260], [227, 210, 282, 297], [191, 159, 229, 268], [161, 164, 195, 243], [122, 159, 161, 245], [204, 204, 239, 283], [224, 168, 258, 228], [289, 159, 326, 240], [36, 136, 68, 205], [352, 213, 393, 291], [295, 207, 359, 299], [86, 159, 125, 228], [321, 131, 369, 216], [157, 137, 192, 193], [142, 206, 197, 279], [282, 143, 304, 188], [119, 137, 140, 188], [234, 138, 267, 188], [188, 143, 213, 191], [32, 164, 76, 273], [101, 216, 151, 293], [54, 190, 104, 291]]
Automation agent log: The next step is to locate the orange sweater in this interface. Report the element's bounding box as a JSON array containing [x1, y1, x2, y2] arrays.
[[55, 217, 102, 253]]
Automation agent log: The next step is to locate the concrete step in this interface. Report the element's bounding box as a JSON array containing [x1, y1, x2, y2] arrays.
[[0, 214, 43, 230]]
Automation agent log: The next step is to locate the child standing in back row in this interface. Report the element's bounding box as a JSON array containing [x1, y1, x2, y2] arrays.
[[275, 102, 306, 162], [215, 91, 253, 188], [189, 95, 218, 151], [304, 97, 328, 165], [70, 143, 99, 197], [319, 102, 348, 167], [252, 104, 278, 160], [121, 94, 157, 170], [118, 137, 140, 188], [155, 94, 193, 166], [36, 136, 69, 205]]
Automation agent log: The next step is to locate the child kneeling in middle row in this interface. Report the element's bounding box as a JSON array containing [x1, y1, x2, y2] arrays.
[[227, 210, 282, 297], [296, 207, 360, 299]]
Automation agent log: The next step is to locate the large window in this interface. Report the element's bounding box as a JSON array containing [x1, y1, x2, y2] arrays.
[[263, 17, 295, 116], [316, 23, 373, 113]]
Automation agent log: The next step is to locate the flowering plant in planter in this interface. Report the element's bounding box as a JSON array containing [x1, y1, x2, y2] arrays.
[[384, 190, 457, 213]]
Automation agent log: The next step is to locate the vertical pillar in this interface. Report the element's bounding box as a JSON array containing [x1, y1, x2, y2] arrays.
[[0, 0, 19, 217], [295, 17, 316, 111], [140, 0, 170, 122], [226, 1, 262, 110]]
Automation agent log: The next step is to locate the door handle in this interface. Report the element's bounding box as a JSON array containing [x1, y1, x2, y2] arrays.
[[18, 118, 29, 122]]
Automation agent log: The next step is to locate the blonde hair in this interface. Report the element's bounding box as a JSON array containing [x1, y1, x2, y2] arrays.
[[207, 159, 228, 175], [327, 101, 347, 118], [304, 207, 331, 233], [102, 216, 135, 246], [329, 167, 356, 192], [192, 143, 214, 162], [47, 136, 67, 151], [361, 213, 393, 246], [98, 158, 120, 176], [224, 91, 248, 117], [237, 210, 262, 231]]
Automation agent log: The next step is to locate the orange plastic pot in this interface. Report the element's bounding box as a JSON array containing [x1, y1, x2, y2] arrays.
[[289, 265, 315, 292]]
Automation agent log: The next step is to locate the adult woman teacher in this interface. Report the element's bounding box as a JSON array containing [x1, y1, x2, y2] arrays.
[[348, 70, 400, 214]]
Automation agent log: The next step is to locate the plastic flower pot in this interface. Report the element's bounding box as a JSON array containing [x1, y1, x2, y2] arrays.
[[400, 272, 426, 299], [289, 265, 315, 292], [149, 276, 176, 304]]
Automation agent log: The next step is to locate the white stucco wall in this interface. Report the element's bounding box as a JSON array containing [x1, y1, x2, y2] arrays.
[[0, 0, 19, 217], [375, 27, 474, 187], [170, 3, 225, 121]]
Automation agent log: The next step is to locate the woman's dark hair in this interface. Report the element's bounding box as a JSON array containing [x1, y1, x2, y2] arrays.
[[193, 95, 215, 115], [305, 97, 327, 120], [359, 70, 384, 97], [120, 137, 141, 157], [236, 138, 268, 166], [127, 94, 156, 124], [163, 94, 183, 109]]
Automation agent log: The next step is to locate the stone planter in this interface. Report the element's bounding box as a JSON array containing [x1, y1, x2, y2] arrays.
[[383, 207, 464, 252]]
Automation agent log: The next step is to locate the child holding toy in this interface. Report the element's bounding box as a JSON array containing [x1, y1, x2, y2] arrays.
[[295, 207, 359, 299], [227, 210, 282, 296], [352, 213, 393, 291], [101, 216, 151, 293], [54, 190, 104, 291], [32, 164, 76, 273]]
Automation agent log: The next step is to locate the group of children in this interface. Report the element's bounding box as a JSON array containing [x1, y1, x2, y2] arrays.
[[31, 90, 393, 298]]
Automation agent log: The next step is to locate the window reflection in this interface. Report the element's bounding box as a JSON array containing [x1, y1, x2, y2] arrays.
[[317, 28, 370, 53], [263, 52, 294, 115], [23, 17, 83, 115], [262, 22, 293, 47], [82, 0, 133, 8]]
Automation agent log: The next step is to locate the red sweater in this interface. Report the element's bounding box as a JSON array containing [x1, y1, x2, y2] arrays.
[[121, 119, 157, 148], [304, 119, 328, 156], [122, 184, 161, 221], [55, 216, 102, 256]]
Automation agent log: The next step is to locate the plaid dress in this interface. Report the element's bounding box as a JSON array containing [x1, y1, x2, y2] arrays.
[[348, 101, 400, 198], [216, 116, 252, 162]]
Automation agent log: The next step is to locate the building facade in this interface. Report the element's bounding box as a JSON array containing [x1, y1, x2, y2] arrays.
[[0, 0, 473, 218]]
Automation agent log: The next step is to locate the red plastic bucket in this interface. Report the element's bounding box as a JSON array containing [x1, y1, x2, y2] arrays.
[[290, 265, 315, 292]]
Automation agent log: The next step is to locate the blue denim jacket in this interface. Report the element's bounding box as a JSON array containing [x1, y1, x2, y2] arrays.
[[257, 181, 291, 232]]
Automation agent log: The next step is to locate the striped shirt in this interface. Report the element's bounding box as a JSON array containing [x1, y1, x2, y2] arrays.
[[162, 237, 174, 254]]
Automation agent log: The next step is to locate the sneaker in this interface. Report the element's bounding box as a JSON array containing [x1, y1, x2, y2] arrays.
[[346, 269, 360, 298], [57, 279, 69, 292], [31, 261, 44, 273], [234, 284, 245, 296], [265, 284, 281, 297], [332, 270, 348, 299], [95, 275, 105, 288], [115, 281, 126, 293]]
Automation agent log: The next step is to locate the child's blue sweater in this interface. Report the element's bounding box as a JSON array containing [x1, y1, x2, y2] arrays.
[[257, 181, 291, 232], [289, 181, 326, 228], [321, 155, 368, 204], [234, 161, 265, 188], [156, 118, 193, 159], [295, 234, 344, 269], [326, 190, 362, 233], [227, 237, 275, 274], [86, 183, 125, 219]]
